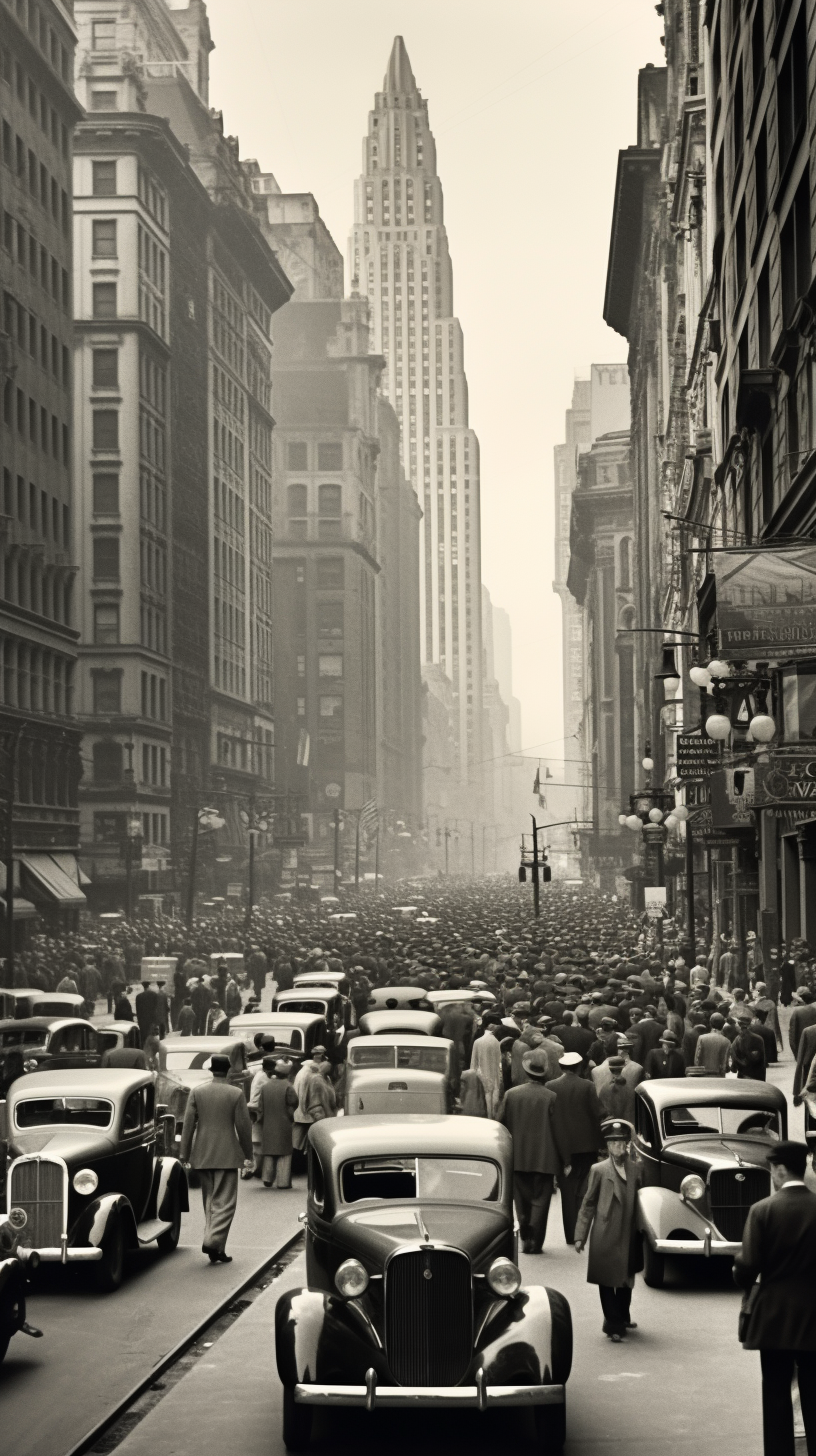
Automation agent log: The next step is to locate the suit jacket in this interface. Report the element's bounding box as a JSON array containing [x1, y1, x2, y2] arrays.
[[179, 1077, 253, 1168], [101, 1047, 148, 1069], [499, 1081, 569, 1174], [694, 1030, 731, 1075], [644, 1048, 686, 1079], [547, 1072, 603, 1156], [789, 1002, 816, 1056], [734, 1186, 816, 1350], [793, 1023, 816, 1097]]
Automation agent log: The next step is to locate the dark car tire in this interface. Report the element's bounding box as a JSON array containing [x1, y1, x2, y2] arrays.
[[92, 1213, 125, 1293], [157, 1183, 182, 1253], [0, 1331, 11, 1364], [643, 1239, 665, 1290], [535, 1399, 566, 1453], [282, 1387, 312, 1451]]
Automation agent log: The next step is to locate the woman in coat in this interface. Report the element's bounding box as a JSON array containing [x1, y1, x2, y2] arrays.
[[253, 1058, 298, 1188], [574, 1117, 644, 1341]]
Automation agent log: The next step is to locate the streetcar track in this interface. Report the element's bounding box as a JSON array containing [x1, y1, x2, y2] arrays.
[[64, 1231, 305, 1456]]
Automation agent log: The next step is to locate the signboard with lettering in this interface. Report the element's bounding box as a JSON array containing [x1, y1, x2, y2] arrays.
[[755, 755, 816, 806], [644, 886, 666, 919], [714, 546, 816, 659], [677, 733, 719, 781]]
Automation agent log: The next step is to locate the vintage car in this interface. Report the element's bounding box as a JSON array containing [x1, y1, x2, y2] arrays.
[[0, 1018, 101, 1096], [228, 1011, 329, 1067], [155, 1037, 253, 1151], [97, 1022, 143, 1056], [344, 1037, 454, 1116], [293, 970, 350, 996], [4, 1068, 188, 1290], [634, 1077, 787, 1287], [365, 986, 432, 1012], [0, 989, 87, 1020], [275, 1116, 572, 1452], [358, 1009, 443, 1038], [274, 987, 347, 1029], [0, 1210, 42, 1362], [426, 989, 497, 1013]]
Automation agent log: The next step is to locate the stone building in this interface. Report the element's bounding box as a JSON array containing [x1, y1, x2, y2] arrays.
[[0, 0, 86, 935]]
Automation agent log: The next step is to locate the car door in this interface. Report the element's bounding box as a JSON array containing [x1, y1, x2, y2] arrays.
[[80, 1023, 101, 1069], [113, 1088, 153, 1218], [50, 1024, 84, 1069], [634, 1095, 661, 1186]]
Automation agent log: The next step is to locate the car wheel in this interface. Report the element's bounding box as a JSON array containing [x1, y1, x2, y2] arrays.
[[92, 1213, 125, 1293], [0, 1331, 11, 1364], [157, 1184, 182, 1253], [534, 1399, 566, 1453], [282, 1387, 312, 1451], [643, 1238, 665, 1289]]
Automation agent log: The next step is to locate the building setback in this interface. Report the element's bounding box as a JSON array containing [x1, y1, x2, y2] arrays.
[[0, 0, 86, 934]]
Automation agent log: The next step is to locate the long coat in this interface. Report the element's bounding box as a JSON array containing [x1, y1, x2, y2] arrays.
[[547, 1072, 603, 1156], [470, 1033, 503, 1115], [734, 1186, 816, 1350], [253, 1078, 298, 1156], [179, 1078, 253, 1169], [574, 1154, 644, 1288], [498, 1081, 569, 1174]]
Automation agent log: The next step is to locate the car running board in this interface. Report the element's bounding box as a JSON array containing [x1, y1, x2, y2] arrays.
[[136, 1218, 172, 1245]]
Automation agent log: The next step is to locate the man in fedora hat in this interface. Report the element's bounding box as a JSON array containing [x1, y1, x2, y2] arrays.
[[644, 1030, 686, 1079], [548, 1050, 602, 1242], [574, 1118, 644, 1341], [499, 1048, 571, 1253], [179, 1053, 253, 1263]]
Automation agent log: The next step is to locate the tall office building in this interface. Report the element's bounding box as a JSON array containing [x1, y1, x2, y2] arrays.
[[349, 37, 483, 798]]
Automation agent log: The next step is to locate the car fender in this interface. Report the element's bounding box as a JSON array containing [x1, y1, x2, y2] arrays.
[[0, 1256, 26, 1327], [148, 1157, 190, 1221], [275, 1288, 391, 1388], [637, 1185, 708, 1245], [71, 1194, 139, 1251], [476, 1284, 572, 1386]]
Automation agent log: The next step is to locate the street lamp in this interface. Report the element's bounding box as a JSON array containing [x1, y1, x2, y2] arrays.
[[124, 812, 143, 922], [186, 804, 226, 929], [239, 804, 270, 927]]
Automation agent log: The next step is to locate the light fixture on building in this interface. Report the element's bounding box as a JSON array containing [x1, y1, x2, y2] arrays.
[[672, 804, 689, 822], [748, 712, 776, 743], [664, 814, 678, 829], [705, 713, 732, 741], [648, 808, 664, 824], [656, 642, 681, 695], [618, 813, 628, 826], [625, 814, 643, 832], [707, 659, 732, 679], [689, 665, 711, 688], [642, 756, 654, 772]]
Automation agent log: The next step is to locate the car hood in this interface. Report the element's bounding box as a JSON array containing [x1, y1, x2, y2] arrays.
[[330, 1201, 509, 1265], [662, 1136, 773, 1173], [157, 1069, 210, 1093], [10, 1129, 116, 1164]]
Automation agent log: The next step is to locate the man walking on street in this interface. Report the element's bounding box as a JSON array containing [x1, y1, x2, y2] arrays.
[[547, 1050, 602, 1243], [179, 1053, 253, 1263], [574, 1118, 644, 1342], [499, 1049, 570, 1254], [733, 1140, 816, 1456], [252, 1058, 298, 1188], [695, 1012, 731, 1075]]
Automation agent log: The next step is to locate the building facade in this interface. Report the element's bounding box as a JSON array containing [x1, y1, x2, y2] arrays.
[[0, 0, 86, 935], [349, 37, 484, 814]]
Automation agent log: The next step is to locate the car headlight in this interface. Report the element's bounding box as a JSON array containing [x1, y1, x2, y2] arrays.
[[486, 1257, 522, 1298], [334, 1258, 369, 1298], [73, 1168, 99, 1196], [23, 1058, 39, 1073], [680, 1174, 706, 1202], [7, 1207, 27, 1230]]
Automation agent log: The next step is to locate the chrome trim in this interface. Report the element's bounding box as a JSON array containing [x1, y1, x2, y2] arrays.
[[295, 1380, 566, 1409], [22, 1246, 103, 1262], [652, 1237, 741, 1255], [8, 1154, 69, 1248]]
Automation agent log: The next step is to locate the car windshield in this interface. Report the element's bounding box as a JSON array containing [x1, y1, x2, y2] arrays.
[[232, 1027, 303, 1051], [0, 1028, 49, 1049], [662, 1105, 782, 1139], [341, 1156, 499, 1203], [351, 1046, 395, 1068], [16, 1096, 114, 1129], [278, 999, 327, 1015], [31, 1000, 75, 1015]]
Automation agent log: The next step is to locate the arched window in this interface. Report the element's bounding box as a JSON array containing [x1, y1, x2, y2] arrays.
[[618, 537, 632, 590], [93, 739, 123, 786]]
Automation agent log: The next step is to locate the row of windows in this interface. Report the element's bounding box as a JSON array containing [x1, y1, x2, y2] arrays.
[[214, 416, 245, 477], [288, 483, 342, 517], [2, 379, 69, 463], [0, 42, 69, 156], [212, 277, 245, 377], [141, 600, 166, 656], [140, 471, 165, 531], [213, 656, 246, 698], [141, 670, 167, 721], [140, 535, 166, 596], [214, 594, 246, 648], [0, 553, 71, 624], [0, 118, 69, 232], [0, 638, 72, 717], [137, 164, 166, 228], [214, 365, 244, 423], [139, 406, 166, 473], [214, 534, 244, 590], [2, 467, 68, 541], [216, 477, 245, 533], [2, 0, 71, 84], [2, 286, 70, 387], [138, 222, 166, 293], [286, 441, 343, 471], [2, 209, 70, 315]]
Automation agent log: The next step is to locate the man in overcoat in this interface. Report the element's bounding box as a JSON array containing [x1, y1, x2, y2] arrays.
[[733, 1140, 816, 1456], [179, 1053, 253, 1262], [253, 1058, 298, 1188], [574, 1117, 644, 1341], [547, 1050, 602, 1242], [499, 1049, 571, 1254]]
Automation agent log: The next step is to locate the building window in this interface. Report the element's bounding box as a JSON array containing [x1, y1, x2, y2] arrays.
[[91, 90, 118, 111], [94, 811, 126, 842], [297, 697, 306, 716], [287, 482, 307, 537], [93, 473, 119, 513], [92, 282, 117, 319], [92, 348, 118, 387], [93, 671, 121, 715], [93, 603, 119, 644], [317, 442, 343, 471], [92, 409, 119, 450], [92, 535, 120, 581], [317, 601, 343, 638], [318, 654, 343, 678], [92, 160, 117, 196], [93, 739, 122, 784], [319, 695, 343, 719], [92, 19, 117, 51], [92, 218, 117, 257], [287, 441, 307, 470], [316, 556, 344, 589]]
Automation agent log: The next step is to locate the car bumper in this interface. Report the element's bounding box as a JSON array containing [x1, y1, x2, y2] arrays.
[[19, 1244, 102, 1264], [651, 1235, 741, 1257], [295, 1374, 565, 1411]]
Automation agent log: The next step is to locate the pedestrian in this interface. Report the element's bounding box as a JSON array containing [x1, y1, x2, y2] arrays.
[[56, 971, 78, 995], [730, 1020, 767, 1080], [143, 1023, 161, 1071], [598, 1056, 637, 1123], [548, 1050, 602, 1243], [789, 990, 816, 1057], [574, 1117, 644, 1342], [179, 1052, 254, 1264], [469, 1021, 503, 1116], [498, 1048, 571, 1254], [644, 1030, 685, 1079], [101, 1042, 148, 1069], [460, 1068, 488, 1116], [733, 1140, 816, 1456], [176, 995, 196, 1036], [206, 1000, 229, 1035], [135, 980, 159, 1041], [253, 1058, 298, 1188], [306, 1061, 337, 1122], [694, 1012, 731, 1075], [114, 991, 134, 1022], [225, 975, 242, 1020], [191, 977, 212, 1036]]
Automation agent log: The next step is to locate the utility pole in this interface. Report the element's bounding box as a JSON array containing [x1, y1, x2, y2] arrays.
[[186, 807, 200, 930], [354, 812, 361, 892], [333, 808, 341, 892], [246, 809, 256, 931], [444, 826, 450, 877], [531, 815, 540, 919], [374, 826, 380, 891]]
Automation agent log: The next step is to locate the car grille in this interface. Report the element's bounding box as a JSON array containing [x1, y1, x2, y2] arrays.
[[385, 1247, 472, 1386], [9, 1158, 65, 1248], [709, 1167, 770, 1240]]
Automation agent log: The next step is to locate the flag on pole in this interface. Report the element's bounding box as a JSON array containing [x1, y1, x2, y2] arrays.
[[359, 799, 378, 837]]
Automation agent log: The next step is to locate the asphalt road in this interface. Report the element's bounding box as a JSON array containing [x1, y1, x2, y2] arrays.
[[0, 1170, 307, 1456]]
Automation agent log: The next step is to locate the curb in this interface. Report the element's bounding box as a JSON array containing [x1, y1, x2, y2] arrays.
[[63, 1227, 304, 1456]]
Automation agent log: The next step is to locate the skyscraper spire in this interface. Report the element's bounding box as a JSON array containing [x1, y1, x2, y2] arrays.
[[383, 35, 416, 95]]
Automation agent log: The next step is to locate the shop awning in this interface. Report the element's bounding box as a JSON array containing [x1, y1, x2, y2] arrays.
[[20, 853, 87, 907], [0, 895, 38, 920], [50, 852, 91, 888]]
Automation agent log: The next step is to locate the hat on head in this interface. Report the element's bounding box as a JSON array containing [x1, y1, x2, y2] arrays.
[[600, 1117, 633, 1142], [210, 1055, 231, 1076], [274, 1058, 293, 1076], [766, 1140, 809, 1178], [608, 1056, 626, 1071], [521, 1049, 550, 1079], [659, 1031, 678, 1045], [558, 1051, 584, 1068], [312, 1045, 327, 1058], [262, 1054, 277, 1071], [600, 1016, 617, 1029], [616, 1033, 634, 1047]]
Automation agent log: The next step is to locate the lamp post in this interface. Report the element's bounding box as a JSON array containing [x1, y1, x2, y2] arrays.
[[333, 808, 341, 892], [124, 812, 143, 922], [2, 723, 25, 981], [239, 802, 271, 928], [186, 805, 226, 929]]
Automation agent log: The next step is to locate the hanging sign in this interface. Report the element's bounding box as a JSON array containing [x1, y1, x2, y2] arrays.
[[713, 547, 816, 659]]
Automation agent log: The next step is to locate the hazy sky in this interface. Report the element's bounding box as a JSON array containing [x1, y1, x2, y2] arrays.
[[202, 0, 664, 763]]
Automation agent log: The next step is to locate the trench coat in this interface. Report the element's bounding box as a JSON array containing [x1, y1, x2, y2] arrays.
[[574, 1154, 644, 1288], [253, 1078, 298, 1157]]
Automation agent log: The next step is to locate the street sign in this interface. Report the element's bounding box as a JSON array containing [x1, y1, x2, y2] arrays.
[[676, 733, 719, 781], [644, 886, 666, 919], [227, 883, 243, 898]]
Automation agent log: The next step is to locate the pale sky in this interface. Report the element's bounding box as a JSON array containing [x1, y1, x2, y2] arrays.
[[202, 0, 665, 762]]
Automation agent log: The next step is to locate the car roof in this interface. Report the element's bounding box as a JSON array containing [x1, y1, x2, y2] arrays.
[[7, 1067, 152, 1103], [158, 1036, 245, 1052], [229, 1012, 325, 1028], [351, 1034, 451, 1049], [636, 1077, 787, 1110], [426, 989, 497, 1004], [294, 971, 346, 983], [276, 987, 337, 1000], [103, 1021, 138, 1034], [310, 1113, 512, 1168], [0, 987, 42, 997], [0, 1016, 94, 1032], [359, 1010, 442, 1032]]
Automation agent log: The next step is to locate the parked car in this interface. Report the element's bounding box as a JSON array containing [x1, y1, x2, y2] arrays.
[[365, 986, 432, 1011], [634, 1077, 787, 1287], [275, 1115, 572, 1452], [0, 1018, 100, 1096], [0, 1211, 42, 1362], [274, 987, 346, 1029], [426, 989, 497, 1013], [96, 1022, 143, 1056], [228, 1012, 329, 1068], [345, 1037, 455, 1115], [4, 1068, 188, 1290], [293, 970, 350, 996], [0, 989, 87, 1020], [155, 1037, 252, 1151], [358, 1009, 443, 1038]]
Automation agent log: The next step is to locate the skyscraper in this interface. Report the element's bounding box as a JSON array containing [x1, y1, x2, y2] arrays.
[[349, 37, 483, 798]]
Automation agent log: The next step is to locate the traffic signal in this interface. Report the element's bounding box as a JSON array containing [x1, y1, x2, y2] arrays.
[[542, 863, 552, 883], [518, 865, 527, 882]]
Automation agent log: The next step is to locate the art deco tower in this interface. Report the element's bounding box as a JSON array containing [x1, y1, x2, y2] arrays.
[[350, 38, 483, 792]]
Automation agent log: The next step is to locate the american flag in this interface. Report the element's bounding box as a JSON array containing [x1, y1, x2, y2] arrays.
[[359, 799, 379, 836]]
